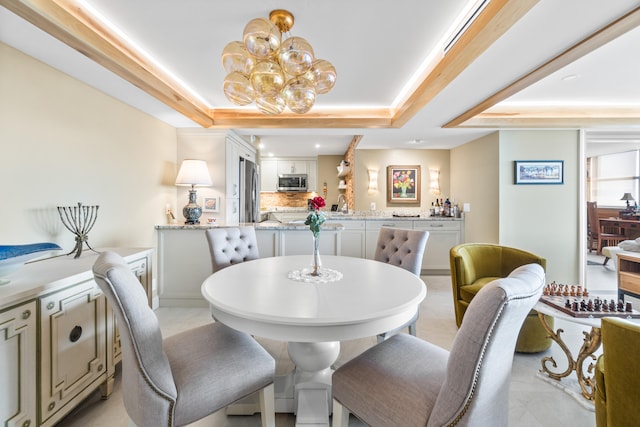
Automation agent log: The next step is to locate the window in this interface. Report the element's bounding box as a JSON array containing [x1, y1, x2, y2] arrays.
[[589, 150, 639, 207]]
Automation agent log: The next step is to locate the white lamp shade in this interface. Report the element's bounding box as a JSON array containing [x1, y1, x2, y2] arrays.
[[175, 159, 212, 186]]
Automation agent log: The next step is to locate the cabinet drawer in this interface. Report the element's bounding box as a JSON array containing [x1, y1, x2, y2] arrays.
[[619, 272, 640, 295], [365, 220, 413, 231], [413, 220, 461, 231], [325, 220, 365, 230]]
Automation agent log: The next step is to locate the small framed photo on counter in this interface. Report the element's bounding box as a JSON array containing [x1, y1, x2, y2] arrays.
[[514, 160, 564, 185], [203, 196, 220, 212]]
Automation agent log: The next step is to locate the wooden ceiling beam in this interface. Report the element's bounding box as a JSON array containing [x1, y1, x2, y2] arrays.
[[444, 6, 640, 129], [0, 0, 214, 127], [390, 0, 539, 128]]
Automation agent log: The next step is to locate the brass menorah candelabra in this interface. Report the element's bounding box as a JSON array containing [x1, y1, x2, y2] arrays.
[[57, 202, 99, 258]]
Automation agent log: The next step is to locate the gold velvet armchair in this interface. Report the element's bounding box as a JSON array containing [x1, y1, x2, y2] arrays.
[[450, 243, 553, 353], [595, 317, 640, 427]]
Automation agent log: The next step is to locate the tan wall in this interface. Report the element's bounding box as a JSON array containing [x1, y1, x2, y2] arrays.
[[0, 43, 177, 252], [499, 130, 580, 283], [450, 132, 500, 243], [353, 149, 450, 212], [318, 155, 344, 207]]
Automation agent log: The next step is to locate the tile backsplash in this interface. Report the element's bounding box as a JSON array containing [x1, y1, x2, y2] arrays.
[[260, 192, 317, 210]]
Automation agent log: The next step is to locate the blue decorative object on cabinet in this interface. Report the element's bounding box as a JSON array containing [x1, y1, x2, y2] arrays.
[[0, 243, 62, 285]]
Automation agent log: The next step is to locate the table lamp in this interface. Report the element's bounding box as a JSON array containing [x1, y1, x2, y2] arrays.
[[621, 192, 635, 210], [175, 159, 212, 224]]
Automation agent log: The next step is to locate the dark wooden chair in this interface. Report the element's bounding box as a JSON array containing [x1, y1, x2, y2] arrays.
[[587, 201, 625, 254]]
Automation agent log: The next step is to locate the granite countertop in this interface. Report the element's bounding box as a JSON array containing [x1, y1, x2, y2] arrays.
[[156, 210, 462, 230], [263, 209, 463, 222], [155, 222, 346, 231]]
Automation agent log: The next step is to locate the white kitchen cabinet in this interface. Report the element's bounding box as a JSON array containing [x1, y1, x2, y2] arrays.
[[277, 160, 308, 175], [0, 248, 152, 427], [255, 229, 279, 258], [364, 219, 414, 259], [261, 158, 317, 192], [225, 135, 257, 225], [281, 229, 340, 256], [413, 220, 463, 272], [225, 134, 256, 199], [325, 220, 365, 258], [0, 300, 36, 427], [260, 159, 278, 191], [307, 160, 317, 192], [157, 227, 212, 307]]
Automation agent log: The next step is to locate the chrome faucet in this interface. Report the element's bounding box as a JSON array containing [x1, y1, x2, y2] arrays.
[[337, 194, 347, 213]]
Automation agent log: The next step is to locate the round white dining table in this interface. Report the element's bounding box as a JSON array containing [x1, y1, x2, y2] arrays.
[[201, 254, 426, 426]]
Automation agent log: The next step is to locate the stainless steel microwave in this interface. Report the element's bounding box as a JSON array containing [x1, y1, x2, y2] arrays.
[[278, 174, 307, 192]]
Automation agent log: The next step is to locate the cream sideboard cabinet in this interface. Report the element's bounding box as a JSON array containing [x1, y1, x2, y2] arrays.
[[0, 300, 37, 427], [0, 248, 152, 427]]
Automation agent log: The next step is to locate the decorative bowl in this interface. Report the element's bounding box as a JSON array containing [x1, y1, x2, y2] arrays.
[[0, 243, 62, 285]]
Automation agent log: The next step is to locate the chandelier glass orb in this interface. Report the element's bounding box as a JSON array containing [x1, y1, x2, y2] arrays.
[[222, 9, 336, 115]]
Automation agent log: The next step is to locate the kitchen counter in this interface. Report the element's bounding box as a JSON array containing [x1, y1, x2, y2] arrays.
[[155, 222, 345, 231]]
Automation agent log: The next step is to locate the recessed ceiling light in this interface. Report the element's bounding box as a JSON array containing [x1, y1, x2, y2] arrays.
[[268, 152, 274, 157], [407, 139, 425, 145], [561, 74, 580, 81], [315, 144, 321, 149]]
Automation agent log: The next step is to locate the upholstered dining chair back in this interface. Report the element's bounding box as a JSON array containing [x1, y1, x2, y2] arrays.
[[332, 263, 545, 427], [373, 227, 428, 342], [205, 226, 260, 272], [93, 251, 275, 427], [374, 227, 429, 276], [595, 317, 640, 427]]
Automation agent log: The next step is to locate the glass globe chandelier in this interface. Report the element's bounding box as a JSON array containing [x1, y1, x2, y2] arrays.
[[222, 9, 337, 115]]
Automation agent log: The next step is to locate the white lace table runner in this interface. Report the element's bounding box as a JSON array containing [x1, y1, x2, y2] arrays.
[[287, 268, 343, 283]]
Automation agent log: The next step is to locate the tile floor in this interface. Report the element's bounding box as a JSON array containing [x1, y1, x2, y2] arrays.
[[56, 255, 620, 427]]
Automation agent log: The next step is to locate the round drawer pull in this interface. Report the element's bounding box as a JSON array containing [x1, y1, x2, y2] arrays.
[[48, 402, 55, 411], [47, 302, 55, 310], [22, 310, 31, 320], [69, 325, 83, 343], [22, 420, 31, 427]]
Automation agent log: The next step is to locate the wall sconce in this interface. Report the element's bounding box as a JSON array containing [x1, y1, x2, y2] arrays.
[[429, 168, 441, 196], [368, 169, 378, 191]]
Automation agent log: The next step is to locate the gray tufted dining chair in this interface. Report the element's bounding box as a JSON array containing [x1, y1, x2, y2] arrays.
[[331, 263, 545, 427], [374, 227, 429, 342], [92, 251, 275, 427], [205, 226, 260, 272]]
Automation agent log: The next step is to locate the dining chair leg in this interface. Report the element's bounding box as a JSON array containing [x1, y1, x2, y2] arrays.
[[259, 384, 275, 427], [409, 322, 417, 337], [332, 400, 349, 427]]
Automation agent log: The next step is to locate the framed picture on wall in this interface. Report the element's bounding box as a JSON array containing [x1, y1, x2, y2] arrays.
[[514, 160, 564, 185], [387, 165, 421, 203], [203, 196, 220, 212]]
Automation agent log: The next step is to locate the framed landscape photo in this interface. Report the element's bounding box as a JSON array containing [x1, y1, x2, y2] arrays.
[[203, 196, 219, 212], [387, 165, 421, 203], [514, 160, 564, 185]]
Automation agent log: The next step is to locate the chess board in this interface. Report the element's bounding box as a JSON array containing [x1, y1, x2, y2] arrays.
[[540, 294, 640, 319]]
